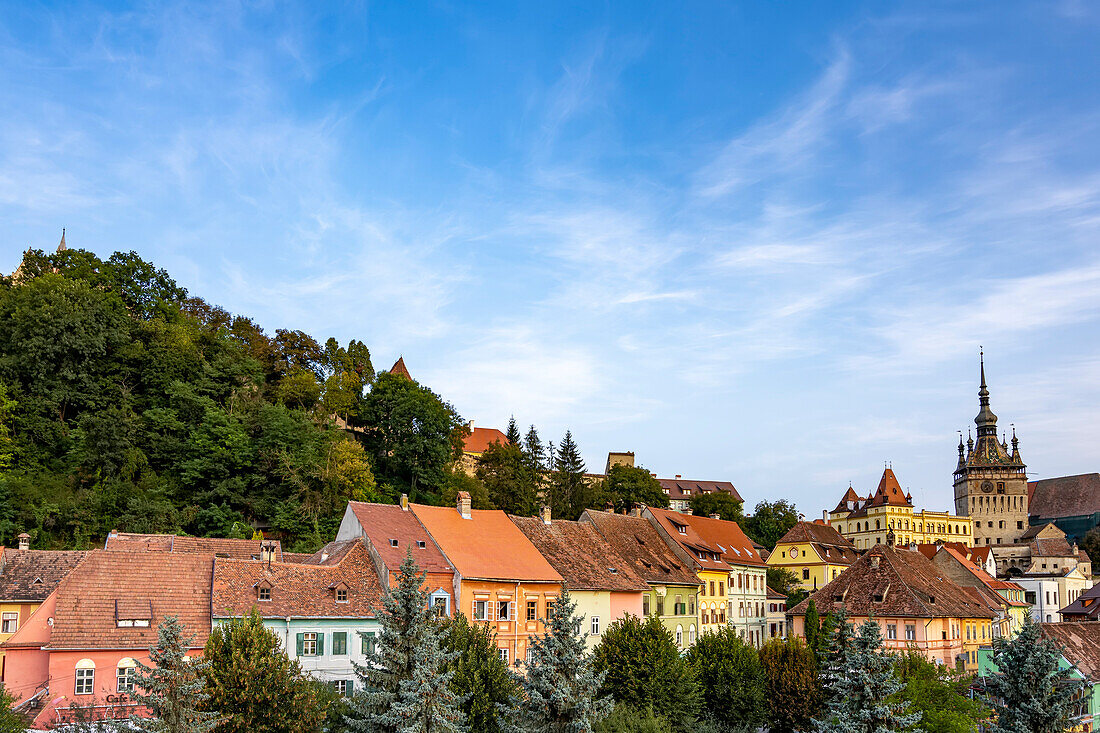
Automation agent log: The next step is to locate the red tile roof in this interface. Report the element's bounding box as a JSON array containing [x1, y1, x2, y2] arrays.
[[212, 540, 385, 618], [648, 507, 765, 569], [510, 516, 649, 592], [463, 427, 510, 455], [831, 486, 865, 513], [346, 502, 453, 574], [775, 522, 858, 565], [48, 551, 213, 650], [0, 549, 88, 602], [104, 532, 282, 561], [579, 510, 700, 587], [657, 478, 743, 503], [389, 357, 412, 380], [411, 504, 561, 583], [1058, 584, 1100, 620], [1041, 623, 1100, 681], [766, 586, 787, 600], [1029, 474, 1100, 520]]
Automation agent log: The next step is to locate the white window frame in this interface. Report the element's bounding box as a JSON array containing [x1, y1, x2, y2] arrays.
[[498, 600, 511, 622], [336, 588, 348, 603], [259, 586, 271, 602], [75, 667, 95, 695], [499, 648, 509, 664], [116, 664, 136, 693], [473, 599, 489, 621], [590, 616, 600, 636], [302, 632, 319, 656], [1, 612, 17, 633], [333, 679, 349, 696]]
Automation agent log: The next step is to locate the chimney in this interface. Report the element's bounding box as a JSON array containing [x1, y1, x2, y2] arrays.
[[541, 505, 552, 525], [675, 475, 682, 479], [457, 491, 472, 520], [630, 504, 643, 518], [823, 510, 828, 522], [400, 494, 409, 511], [260, 540, 277, 563], [709, 513, 721, 521], [16, 533, 29, 551], [870, 554, 881, 568]]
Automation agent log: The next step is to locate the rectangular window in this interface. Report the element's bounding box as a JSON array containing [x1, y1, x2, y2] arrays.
[[546, 601, 556, 619], [259, 587, 271, 602], [332, 632, 348, 655], [591, 616, 600, 636], [117, 666, 135, 693], [709, 581, 715, 596], [361, 632, 377, 655], [298, 632, 322, 656], [336, 588, 348, 603], [802, 569, 810, 580], [498, 601, 511, 621], [905, 624, 916, 641], [642, 595, 650, 616], [887, 624, 897, 640], [1, 613, 17, 633], [526, 599, 537, 621], [656, 598, 664, 616], [332, 680, 351, 696], [75, 668, 94, 695], [718, 582, 725, 596], [474, 600, 489, 621], [499, 648, 509, 664]]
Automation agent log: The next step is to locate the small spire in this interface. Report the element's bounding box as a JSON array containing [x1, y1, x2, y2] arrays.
[[57, 228, 67, 251], [974, 348, 998, 437]]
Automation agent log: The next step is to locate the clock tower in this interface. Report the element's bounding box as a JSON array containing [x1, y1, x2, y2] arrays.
[[953, 353, 1028, 546]]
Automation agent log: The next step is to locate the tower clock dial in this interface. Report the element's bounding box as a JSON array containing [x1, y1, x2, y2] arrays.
[[981, 481, 994, 493]]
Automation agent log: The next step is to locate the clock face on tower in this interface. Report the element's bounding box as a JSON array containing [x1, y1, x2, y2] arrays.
[[981, 481, 994, 493]]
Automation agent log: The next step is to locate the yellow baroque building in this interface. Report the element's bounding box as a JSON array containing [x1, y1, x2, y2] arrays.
[[828, 468, 974, 550], [767, 521, 859, 592]]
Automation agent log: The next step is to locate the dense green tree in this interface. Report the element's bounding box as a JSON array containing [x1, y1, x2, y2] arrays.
[[441, 613, 518, 733], [507, 587, 611, 733], [547, 431, 589, 520], [766, 567, 802, 608], [203, 609, 326, 733], [759, 637, 819, 733], [894, 652, 987, 733], [593, 615, 700, 733], [600, 464, 669, 514], [744, 500, 800, 550], [685, 627, 765, 730], [0, 683, 29, 732], [1081, 526, 1100, 566], [129, 615, 221, 733], [981, 617, 1085, 733], [476, 442, 539, 516], [593, 705, 671, 733], [522, 426, 546, 471], [688, 492, 744, 523], [505, 417, 522, 446], [803, 600, 822, 663], [440, 466, 492, 510]]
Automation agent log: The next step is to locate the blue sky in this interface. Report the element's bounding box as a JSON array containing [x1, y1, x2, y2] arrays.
[[3, 1, 1100, 517]]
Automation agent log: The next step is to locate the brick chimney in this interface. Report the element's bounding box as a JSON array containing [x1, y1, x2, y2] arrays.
[[457, 491, 472, 520], [260, 540, 277, 563], [16, 533, 29, 551], [401, 493, 409, 511], [710, 513, 721, 520], [630, 504, 644, 518], [541, 505, 552, 525]]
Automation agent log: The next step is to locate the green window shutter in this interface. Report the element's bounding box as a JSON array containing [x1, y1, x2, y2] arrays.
[[296, 633, 304, 656], [347, 680, 354, 694], [334, 632, 347, 655], [316, 633, 324, 656]]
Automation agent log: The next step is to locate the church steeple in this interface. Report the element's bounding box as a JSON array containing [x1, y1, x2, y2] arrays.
[[57, 228, 67, 252], [975, 349, 998, 438]]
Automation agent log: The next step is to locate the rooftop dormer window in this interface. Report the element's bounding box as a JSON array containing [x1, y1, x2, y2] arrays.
[[115, 599, 152, 628], [417, 541, 426, 549], [336, 588, 348, 603], [259, 587, 271, 601], [390, 539, 399, 547], [677, 526, 687, 535]]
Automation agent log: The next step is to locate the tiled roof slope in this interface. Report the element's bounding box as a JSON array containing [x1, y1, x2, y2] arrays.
[[1029, 474, 1100, 519], [510, 516, 649, 592], [791, 544, 996, 620], [1041, 622, 1100, 681], [1059, 584, 1100, 619], [389, 357, 412, 380], [657, 478, 743, 503], [579, 510, 700, 587], [937, 546, 1021, 605], [832, 486, 864, 513], [300, 539, 361, 566], [48, 551, 212, 650], [775, 522, 858, 565], [347, 502, 453, 573], [463, 427, 509, 454], [767, 586, 786, 600], [104, 532, 282, 561], [648, 507, 765, 568], [411, 504, 560, 583], [212, 540, 384, 618], [0, 549, 88, 602]]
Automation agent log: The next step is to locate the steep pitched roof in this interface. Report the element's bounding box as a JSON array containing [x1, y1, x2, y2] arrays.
[[346, 501, 453, 574], [865, 468, 913, 508], [1041, 622, 1100, 682], [0, 549, 88, 602], [579, 510, 700, 587], [937, 545, 1024, 596], [1029, 474, 1100, 520], [510, 516, 649, 592], [656, 478, 743, 503], [831, 486, 864, 513], [48, 551, 212, 650], [1058, 584, 1100, 619], [775, 522, 858, 566], [389, 357, 412, 380], [648, 507, 765, 569], [104, 532, 282, 561], [791, 544, 996, 620], [212, 540, 385, 618], [766, 586, 787, 600], [411, 504, 560, 583], [463, 427, 510, 455]]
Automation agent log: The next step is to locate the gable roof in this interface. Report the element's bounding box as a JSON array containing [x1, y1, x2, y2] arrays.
[[346, 501, 453, 574], [936, 545, 1025, 596], [1041, 622, 1100, 682], [775, 522, 858, 566], [579, 510, 700, 587], [212, 540, 385, 619], [411, 504, 560, 583], [48, 551, 212, 650], [1058, 584, 1100, 619], [463, 427, 510, 455], [790, 544, 996, 620], [0, 549, 88, 602], [104, 532, 282, 561], [831, 486, 864, 513], [1029, 474, 1100, 520], [656, 478, 743, 504], [647, 507, 765, 569], [865, 468, 913, 508], [389, 357, 412, 380], [510, 516, 649, 592]]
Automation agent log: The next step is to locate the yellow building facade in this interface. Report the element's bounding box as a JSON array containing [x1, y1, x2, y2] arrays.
[[768, 521, 859, 592]]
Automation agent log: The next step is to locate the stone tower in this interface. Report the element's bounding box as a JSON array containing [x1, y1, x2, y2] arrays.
[[953, 353, 1029, 546]]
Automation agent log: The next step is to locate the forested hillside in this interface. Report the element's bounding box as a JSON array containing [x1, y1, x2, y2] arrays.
[[0, 247, 466, 551]]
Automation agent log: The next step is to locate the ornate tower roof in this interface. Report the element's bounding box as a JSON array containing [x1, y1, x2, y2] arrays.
[[965, 352, 1022, 469], [57, 228, 67, 252], [975, 350, 998, 438]]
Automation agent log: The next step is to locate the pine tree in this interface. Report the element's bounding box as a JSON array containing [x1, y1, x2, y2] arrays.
[[507, 587, 612, 733], [506, 417, 522, 447], [548, 431, 587, 520], [816, 608, 853, 703], [523, 426, 545, 471], [813, 617, 918, 733], [345, 550, 467, 733], [981, 616, 1085, 733], [129, 615, 221, 733]]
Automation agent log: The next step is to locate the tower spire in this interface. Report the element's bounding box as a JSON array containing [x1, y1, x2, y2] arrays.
[[57, 228, 67, 252], [975, 348, 998, 438]]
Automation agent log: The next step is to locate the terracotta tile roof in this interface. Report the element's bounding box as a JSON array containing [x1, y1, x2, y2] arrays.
[[1029, 474, 1100, 520], [831, 486, 864, 513], [510, 516, 649, 592], [104, 532, 282, 561], [790, 544, 996, 620], [300, 539, 362, 566], [0, 549, 88, 602], [411, 504, 560, 583], [656, 478, 743, 503], [579, 510, 700, 587], [1032, 537, 1078, 558], [463, 427, 510, 455], [389, 357, 411, 380], [775, 522, 858, 566], [938, 545, 1022, 599], [914, 542, 970, 561], [1059, 584, 1100, 619], [282, 552, 317, 563], [1041, 622, 1100, 681], [212, 540, 385, 619], [48, 551, 212, 650], [648, 507, 765, 569], [766, 586, 786, 600], [865, 469, 913, 508], [347, 502, 453, 574]]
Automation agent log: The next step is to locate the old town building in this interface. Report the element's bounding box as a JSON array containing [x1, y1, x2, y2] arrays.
[[768, 521, 858, 591]]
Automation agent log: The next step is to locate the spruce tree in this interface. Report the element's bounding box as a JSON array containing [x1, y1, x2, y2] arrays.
[[816, 608, 853, 703], [508, 587, 611, 732], [981, 616, 1085, 733], [345, 550, 467, 733], [548, 431, 588, 520], [129, 615, 221, 733], [506, 417, 522, 446], [813, 617, 918, 733]]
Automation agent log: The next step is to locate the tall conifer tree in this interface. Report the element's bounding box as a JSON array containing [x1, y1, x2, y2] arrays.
[[506, 417, 522, 446], [548, 431, 587, 519], [129, 616, 221, 733]]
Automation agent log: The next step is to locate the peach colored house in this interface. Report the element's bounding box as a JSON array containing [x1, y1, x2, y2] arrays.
[[412, 493, 562, 669]]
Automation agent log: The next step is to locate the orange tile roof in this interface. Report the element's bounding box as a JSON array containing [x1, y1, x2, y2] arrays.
[[411, 504, 561, 583], [775, 522, 858, 565], [648, 507, 765, 569], [1041, 622, 1100, 681], [389, 357, 412, 380], [656, 478, 743, 503], [346, 501, 454, 574], [104, 532, 282, 561], [48, 551, 212, 650], [579, 510, 701, 587], [510, 516, 649, 592], [463, 427, 510, 455], [212, 540, 385, 618], [831, 486, 864, 513], [0, 549, 88, 602]]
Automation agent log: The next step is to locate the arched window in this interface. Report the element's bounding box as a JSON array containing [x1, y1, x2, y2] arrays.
[[689, 625, 697, 644], [75, 658, 96, 695], [676, 625, 683, 647], [876, 520, 881, 530], [117, 657, 137, 693]]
